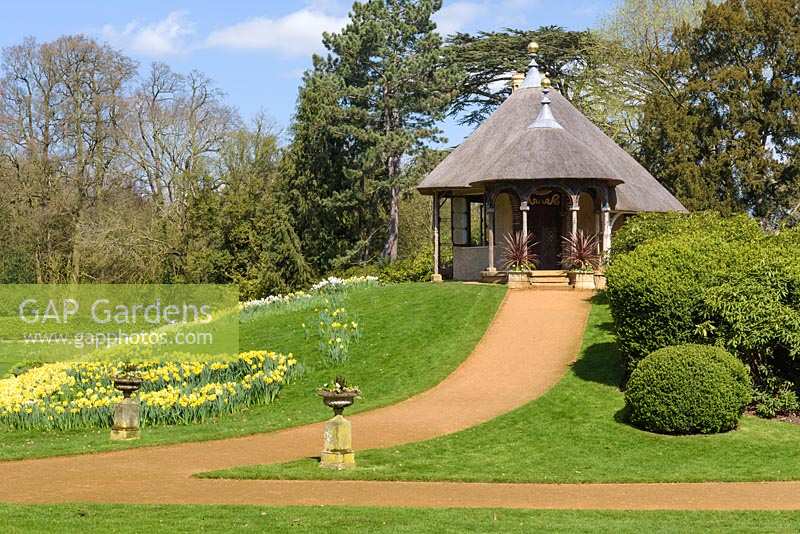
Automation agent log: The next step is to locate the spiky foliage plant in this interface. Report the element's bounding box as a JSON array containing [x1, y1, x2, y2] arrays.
[[561, 231, 601, 272], [502, 231, 538, 271]]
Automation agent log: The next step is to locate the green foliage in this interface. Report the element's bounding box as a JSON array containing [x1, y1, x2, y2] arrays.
[[637, 0, 800, 225], [379, 250, 437, 283], [625, 344, 752, 434], [753, 383, 799, 419], [607, 212, 800, 416]]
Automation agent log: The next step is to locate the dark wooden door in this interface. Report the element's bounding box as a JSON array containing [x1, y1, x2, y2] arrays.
[[528, 192, 563, 270]]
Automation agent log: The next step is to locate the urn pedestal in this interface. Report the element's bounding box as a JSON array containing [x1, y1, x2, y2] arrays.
[[320, 414, 355, 469], [111, 397, 141, 441], [111, 375, 142, 441]]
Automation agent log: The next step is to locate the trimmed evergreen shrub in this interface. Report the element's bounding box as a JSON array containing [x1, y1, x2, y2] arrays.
[[625, 344, 752, 434], [607, 215, 800, 369], [607, 213, 800, 417], [609, 211, 762, 258]]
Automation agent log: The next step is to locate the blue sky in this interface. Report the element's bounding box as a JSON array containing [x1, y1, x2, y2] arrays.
[[0, 0, 614, 144]]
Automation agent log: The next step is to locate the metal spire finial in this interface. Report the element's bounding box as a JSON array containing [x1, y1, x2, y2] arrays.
[[529, 76, 563, 130], [520, 40, 542, 89]]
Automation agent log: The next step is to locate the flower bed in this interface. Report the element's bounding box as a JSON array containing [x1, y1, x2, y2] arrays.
[[239, 275, 379, 319], [0, 351, 302, 431]]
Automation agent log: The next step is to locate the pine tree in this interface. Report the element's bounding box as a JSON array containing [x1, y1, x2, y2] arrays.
[[282, 0, 458, 267]]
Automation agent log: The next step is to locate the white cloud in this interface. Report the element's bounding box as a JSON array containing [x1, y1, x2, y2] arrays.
[[101, 11, 195, 57], [434, 2, 490, 36], [205, 9, 347, 57]]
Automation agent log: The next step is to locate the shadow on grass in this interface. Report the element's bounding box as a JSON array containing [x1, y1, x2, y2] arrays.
[[572, 341, 623, 388], [571, 293, 624, 388], [589, 292, 609, 306]]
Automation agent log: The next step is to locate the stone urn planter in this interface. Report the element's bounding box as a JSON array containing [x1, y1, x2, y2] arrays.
[[317, 377, 360, 469], [571, 271, 596, 290], [111, 374, 142, 441], [318, 389, 359, 416], [506, 270, 531, 290]]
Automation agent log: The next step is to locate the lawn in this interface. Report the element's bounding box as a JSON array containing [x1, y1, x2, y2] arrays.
[[204, 297, 800, 483], [2, 504, 800, 533], [0, 283, 506, 461]]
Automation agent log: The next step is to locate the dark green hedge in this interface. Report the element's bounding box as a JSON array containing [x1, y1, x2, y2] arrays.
[[625, 344, 752, 434], [607, 212, 800, 416]]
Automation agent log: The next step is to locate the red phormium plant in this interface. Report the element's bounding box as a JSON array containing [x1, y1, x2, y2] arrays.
[[561, 231, 601, 272], [502, 231, 539, 271]]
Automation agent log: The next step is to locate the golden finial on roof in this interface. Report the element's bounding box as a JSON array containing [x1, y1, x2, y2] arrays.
[[511, 72, 525, 92], [527, 41, 539, 55], [541, 76, 552, 89]]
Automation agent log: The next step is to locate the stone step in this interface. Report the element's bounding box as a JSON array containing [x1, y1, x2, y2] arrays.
[[531, 284, 574, 290], [530, 270, 568, 277], [530, 270, 570, 287], [531, 276, 569, 284]]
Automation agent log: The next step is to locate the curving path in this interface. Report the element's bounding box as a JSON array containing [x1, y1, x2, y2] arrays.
[[4, 289, 799, 511], [0, 289, 592, 505]]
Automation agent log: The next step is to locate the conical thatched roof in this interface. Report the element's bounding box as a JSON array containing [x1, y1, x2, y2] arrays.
[[418, 87, 686, 213]]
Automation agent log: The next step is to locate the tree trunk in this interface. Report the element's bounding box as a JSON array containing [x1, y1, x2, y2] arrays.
[[383, 155, 402, 262]]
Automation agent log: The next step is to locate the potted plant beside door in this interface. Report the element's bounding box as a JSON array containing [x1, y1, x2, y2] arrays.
[[502, 231, 539, 289], [561, 231, 601, 290]]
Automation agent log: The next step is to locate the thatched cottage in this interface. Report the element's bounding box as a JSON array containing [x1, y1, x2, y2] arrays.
[[417, 42, 686, 286]]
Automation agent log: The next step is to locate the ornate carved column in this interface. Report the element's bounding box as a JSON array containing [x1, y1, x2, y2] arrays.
[[520, 200, 529, 242], [431, 192, 442, 282], [600, 187, 612, 253], [568, 194, 580, 237], [601, 208, 612, 253], [486, 206, 497, 273]]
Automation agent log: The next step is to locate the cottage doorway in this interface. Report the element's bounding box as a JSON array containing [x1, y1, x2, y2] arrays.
[[528, 190, 563, 270]]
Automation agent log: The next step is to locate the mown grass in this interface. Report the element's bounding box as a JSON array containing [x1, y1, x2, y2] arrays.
[[0, 283, 505, 461], [205, 298, 800, 484], [3, 504, 800, 533]]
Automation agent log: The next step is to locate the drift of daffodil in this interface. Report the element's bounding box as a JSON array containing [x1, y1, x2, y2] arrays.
[[0, 350, 303, 432], [313, 306, 362, 366]]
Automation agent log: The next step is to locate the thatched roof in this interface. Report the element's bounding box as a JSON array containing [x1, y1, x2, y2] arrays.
[[418, 87, 686, 213]]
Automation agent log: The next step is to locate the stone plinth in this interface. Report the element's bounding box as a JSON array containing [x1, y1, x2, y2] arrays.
[[431, 273, 443, 283], [320, 414, 355, 469], [111, 397, 140, 441]]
